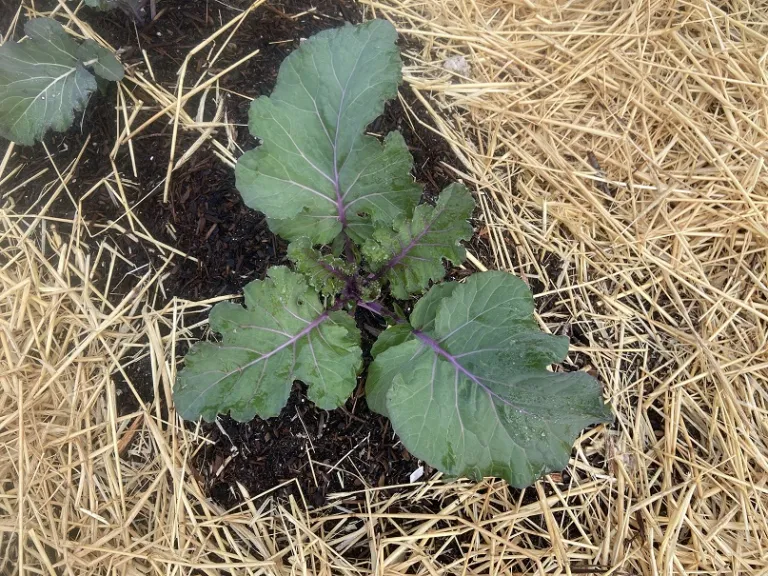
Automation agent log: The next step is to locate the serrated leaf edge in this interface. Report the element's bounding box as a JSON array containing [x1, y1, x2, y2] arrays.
[[180, 311, 331, 419], [370, 185, 472, 283]]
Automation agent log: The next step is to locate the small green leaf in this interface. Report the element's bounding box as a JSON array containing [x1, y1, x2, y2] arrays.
[[364, 184, 474, 299], [368, 272, 613, 487], [0, 18, 123, 145], [235, 20, 421, 245], [173, 267, 362, 422], [359, 278, 383, 303], [77, 40, 124, 82], [287, 237, 355, 297]]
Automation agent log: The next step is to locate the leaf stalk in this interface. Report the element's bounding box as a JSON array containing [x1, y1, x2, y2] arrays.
[[357, 300, 406, 324]]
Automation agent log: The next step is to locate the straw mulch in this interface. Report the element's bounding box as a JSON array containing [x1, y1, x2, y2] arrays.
[[2, 0, 767, 574]]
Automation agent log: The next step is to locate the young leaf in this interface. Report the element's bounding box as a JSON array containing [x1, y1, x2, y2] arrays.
[[0, 18, 123, 145], [367, 272, 613, 487], [287, 237, 355, 297], [173, 267, 362, 422], [364, 183, 473, 299], [235, 20, 421, 245]]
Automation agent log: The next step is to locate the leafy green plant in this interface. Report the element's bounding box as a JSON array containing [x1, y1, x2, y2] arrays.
[[0, 18, 124, 145], [173, 19, 613, 487]]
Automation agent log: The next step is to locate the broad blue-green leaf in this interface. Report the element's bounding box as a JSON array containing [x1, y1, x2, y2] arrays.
[[287, 237, 355, 298], [367, 272, 613, 487], [235, 20, 421, 245], [0, 18, 123, 145], [173, 267, 362, 422], [364, 183, 473, 299]]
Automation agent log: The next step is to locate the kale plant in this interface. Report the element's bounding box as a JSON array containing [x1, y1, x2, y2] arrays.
[[173, 20, 613, 487], [0, 18, 124, 145]]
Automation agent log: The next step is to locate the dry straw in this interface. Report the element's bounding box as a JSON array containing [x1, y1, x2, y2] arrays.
[[1, 0, 767, 574]]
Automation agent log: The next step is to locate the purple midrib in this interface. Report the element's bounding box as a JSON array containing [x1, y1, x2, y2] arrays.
[[187, 311, 331, 415], [383, 226, 430, 272], [330, 33, 373, 229], [331, 70, 351, 227], [412, 329, 535, 416], [319, 260, 347, 280], [202, 313, 329, 388], [375, 206, 445, 278], [332, 94, 346, 226], [272, 313, 329, 357]]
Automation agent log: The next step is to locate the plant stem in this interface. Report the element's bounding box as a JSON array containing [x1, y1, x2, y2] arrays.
[[342, 233, 355, 264], [368, 230, 426, 282]]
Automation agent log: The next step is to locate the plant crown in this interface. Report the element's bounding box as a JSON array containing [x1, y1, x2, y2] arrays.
[[172, 19, 613, 487]]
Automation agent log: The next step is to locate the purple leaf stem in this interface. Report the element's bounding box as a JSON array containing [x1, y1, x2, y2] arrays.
[[412, 329, 535, 416], [199, 312, 330, 392], [357, 300, 406, 324], [369, 212, 439, 281]]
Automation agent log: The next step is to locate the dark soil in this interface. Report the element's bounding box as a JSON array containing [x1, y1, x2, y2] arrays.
[[0, 0, 495, 508]]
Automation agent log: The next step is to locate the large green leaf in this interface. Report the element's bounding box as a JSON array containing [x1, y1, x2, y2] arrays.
[[235, 20, 421, 245], [0, 18, 123, 145], [364, 183, 474, 299], [367, 272, 613, 487], [173, 267, 362, 422]]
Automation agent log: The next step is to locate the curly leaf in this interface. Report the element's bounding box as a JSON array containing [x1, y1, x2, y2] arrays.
[[367, 272, 613, 487], [235, 20, 421, 245], [364, 183, 473, 299], [287, 237, 355, 297], [0, 18, 123, 145], [173, 267, 362, 422]]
